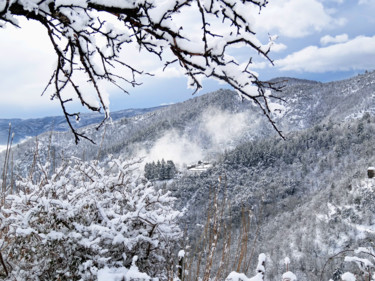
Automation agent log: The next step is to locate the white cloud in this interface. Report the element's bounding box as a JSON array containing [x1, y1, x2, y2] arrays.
[[159, 102, 175, 106], [0, 20, 106, 112], [0, 20, 57, 111], [275, 35, 375, 72], [320, 33, 349, 45], [250, 61, 268, 69], [0, 17, 169, 117], [152, 65, 185, 79], [137, 108, 257, 167], [139, 130, 204, 167], [201, 108, 249, 146], [253, 0, 346, 38], [271, 42, 288, 53], [320, 0, 345, 3]]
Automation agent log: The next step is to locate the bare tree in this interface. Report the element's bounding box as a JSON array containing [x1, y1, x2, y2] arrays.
[[0, 0, 283, 143]]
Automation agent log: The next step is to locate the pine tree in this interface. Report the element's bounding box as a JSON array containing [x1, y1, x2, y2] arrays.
[[160, 159, 167, 180], [166, 160, 177, 179], [144, 163, 152, 180], [156, 160, 162, 180]]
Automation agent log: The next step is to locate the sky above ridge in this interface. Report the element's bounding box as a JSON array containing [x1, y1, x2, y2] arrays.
[[0, 0, 374, 118]]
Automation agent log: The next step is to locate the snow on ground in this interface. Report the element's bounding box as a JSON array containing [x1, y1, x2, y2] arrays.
[[98, 267, 128, 281], [282, 271, 297, 281], [97, 264, 151, 281], [225, 272, 264, 281], [188, 164, 212, 172], [341, 272, 356, 281]]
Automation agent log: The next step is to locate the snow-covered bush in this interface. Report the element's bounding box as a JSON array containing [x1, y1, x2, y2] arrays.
[[322, 247, 375, 281], [225, 253, 266, 281], [0, 158, 181, 280], [341, 272, 356, 281], [282, 257, 297, 281], [341, 247, 375, 281]]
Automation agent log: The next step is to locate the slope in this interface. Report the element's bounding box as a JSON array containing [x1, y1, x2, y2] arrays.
[[170, 113, 375, 281]]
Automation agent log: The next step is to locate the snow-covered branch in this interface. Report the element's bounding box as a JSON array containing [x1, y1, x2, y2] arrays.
[[0, 0, 283, 143], [0, 157, 181, 279]]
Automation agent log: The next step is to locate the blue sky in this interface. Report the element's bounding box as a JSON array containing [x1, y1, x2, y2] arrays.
[[0, 0, 374, 118]]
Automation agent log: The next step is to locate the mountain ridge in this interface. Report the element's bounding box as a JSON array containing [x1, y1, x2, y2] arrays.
[[2, 70, 375, 173], [0, 105, 167, 145], [0, 75, 324, 145]]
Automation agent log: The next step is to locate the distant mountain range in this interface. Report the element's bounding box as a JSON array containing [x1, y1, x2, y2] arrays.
[[0, 106, 165, 144], [3, 70, 375, 147], [2, 70, 375, 173]]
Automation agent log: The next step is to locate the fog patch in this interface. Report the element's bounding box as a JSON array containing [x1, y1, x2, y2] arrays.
[[139, 130, 203, 167], [138, 107, 259, 168], [200, 108, 249, 147]]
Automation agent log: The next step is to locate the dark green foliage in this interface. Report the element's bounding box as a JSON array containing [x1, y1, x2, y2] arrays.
[[144, 159, 176, 181]]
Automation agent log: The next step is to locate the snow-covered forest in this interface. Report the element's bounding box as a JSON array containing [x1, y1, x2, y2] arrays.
[[1, 0, 375, 280], [1, 71, 375, 280]]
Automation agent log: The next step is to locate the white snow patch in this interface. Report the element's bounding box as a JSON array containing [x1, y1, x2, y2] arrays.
[[178, 250, 185, 258], [269, 102, 287, 118], [226, 272, 264, 281], [282, 271, 297, 281], [97, 259, 151, 281], [345, 256, 374, 268], [98, 267, 128, 281], [341, 272, 356, 281], [256, 253, 266, 273]]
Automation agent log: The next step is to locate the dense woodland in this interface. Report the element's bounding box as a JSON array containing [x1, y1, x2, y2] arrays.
[[1, 71, 375, 280], [144, 160, 177, 181], [170, 112, 375, 280]]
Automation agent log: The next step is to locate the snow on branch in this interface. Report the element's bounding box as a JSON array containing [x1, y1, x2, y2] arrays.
[[226, 253, 267, 281], [0, 157, 182, 279], [0, 0, 283, 143]]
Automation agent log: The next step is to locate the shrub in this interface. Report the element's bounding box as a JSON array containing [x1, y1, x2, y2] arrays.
[[0, 158, 181, 280]]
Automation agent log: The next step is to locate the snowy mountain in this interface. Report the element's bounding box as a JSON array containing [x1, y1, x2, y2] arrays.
[[170, 114, 375, 280], [272, 71, 375, 131], [1, 71, 375, 281], [4, 70, 375, 166], [0, 106, 165, 145]]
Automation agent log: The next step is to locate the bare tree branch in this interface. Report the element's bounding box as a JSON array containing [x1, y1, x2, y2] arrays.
[[0, 0, 283, 143]]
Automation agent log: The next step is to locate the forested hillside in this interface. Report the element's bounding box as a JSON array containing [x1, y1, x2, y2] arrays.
[[1, 71, 375, 280], [5, 71, 375, 176], [170, 113, 375, 280]]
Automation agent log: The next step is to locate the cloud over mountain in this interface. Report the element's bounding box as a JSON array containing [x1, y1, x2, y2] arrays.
[[275, 35, 375, 72]]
